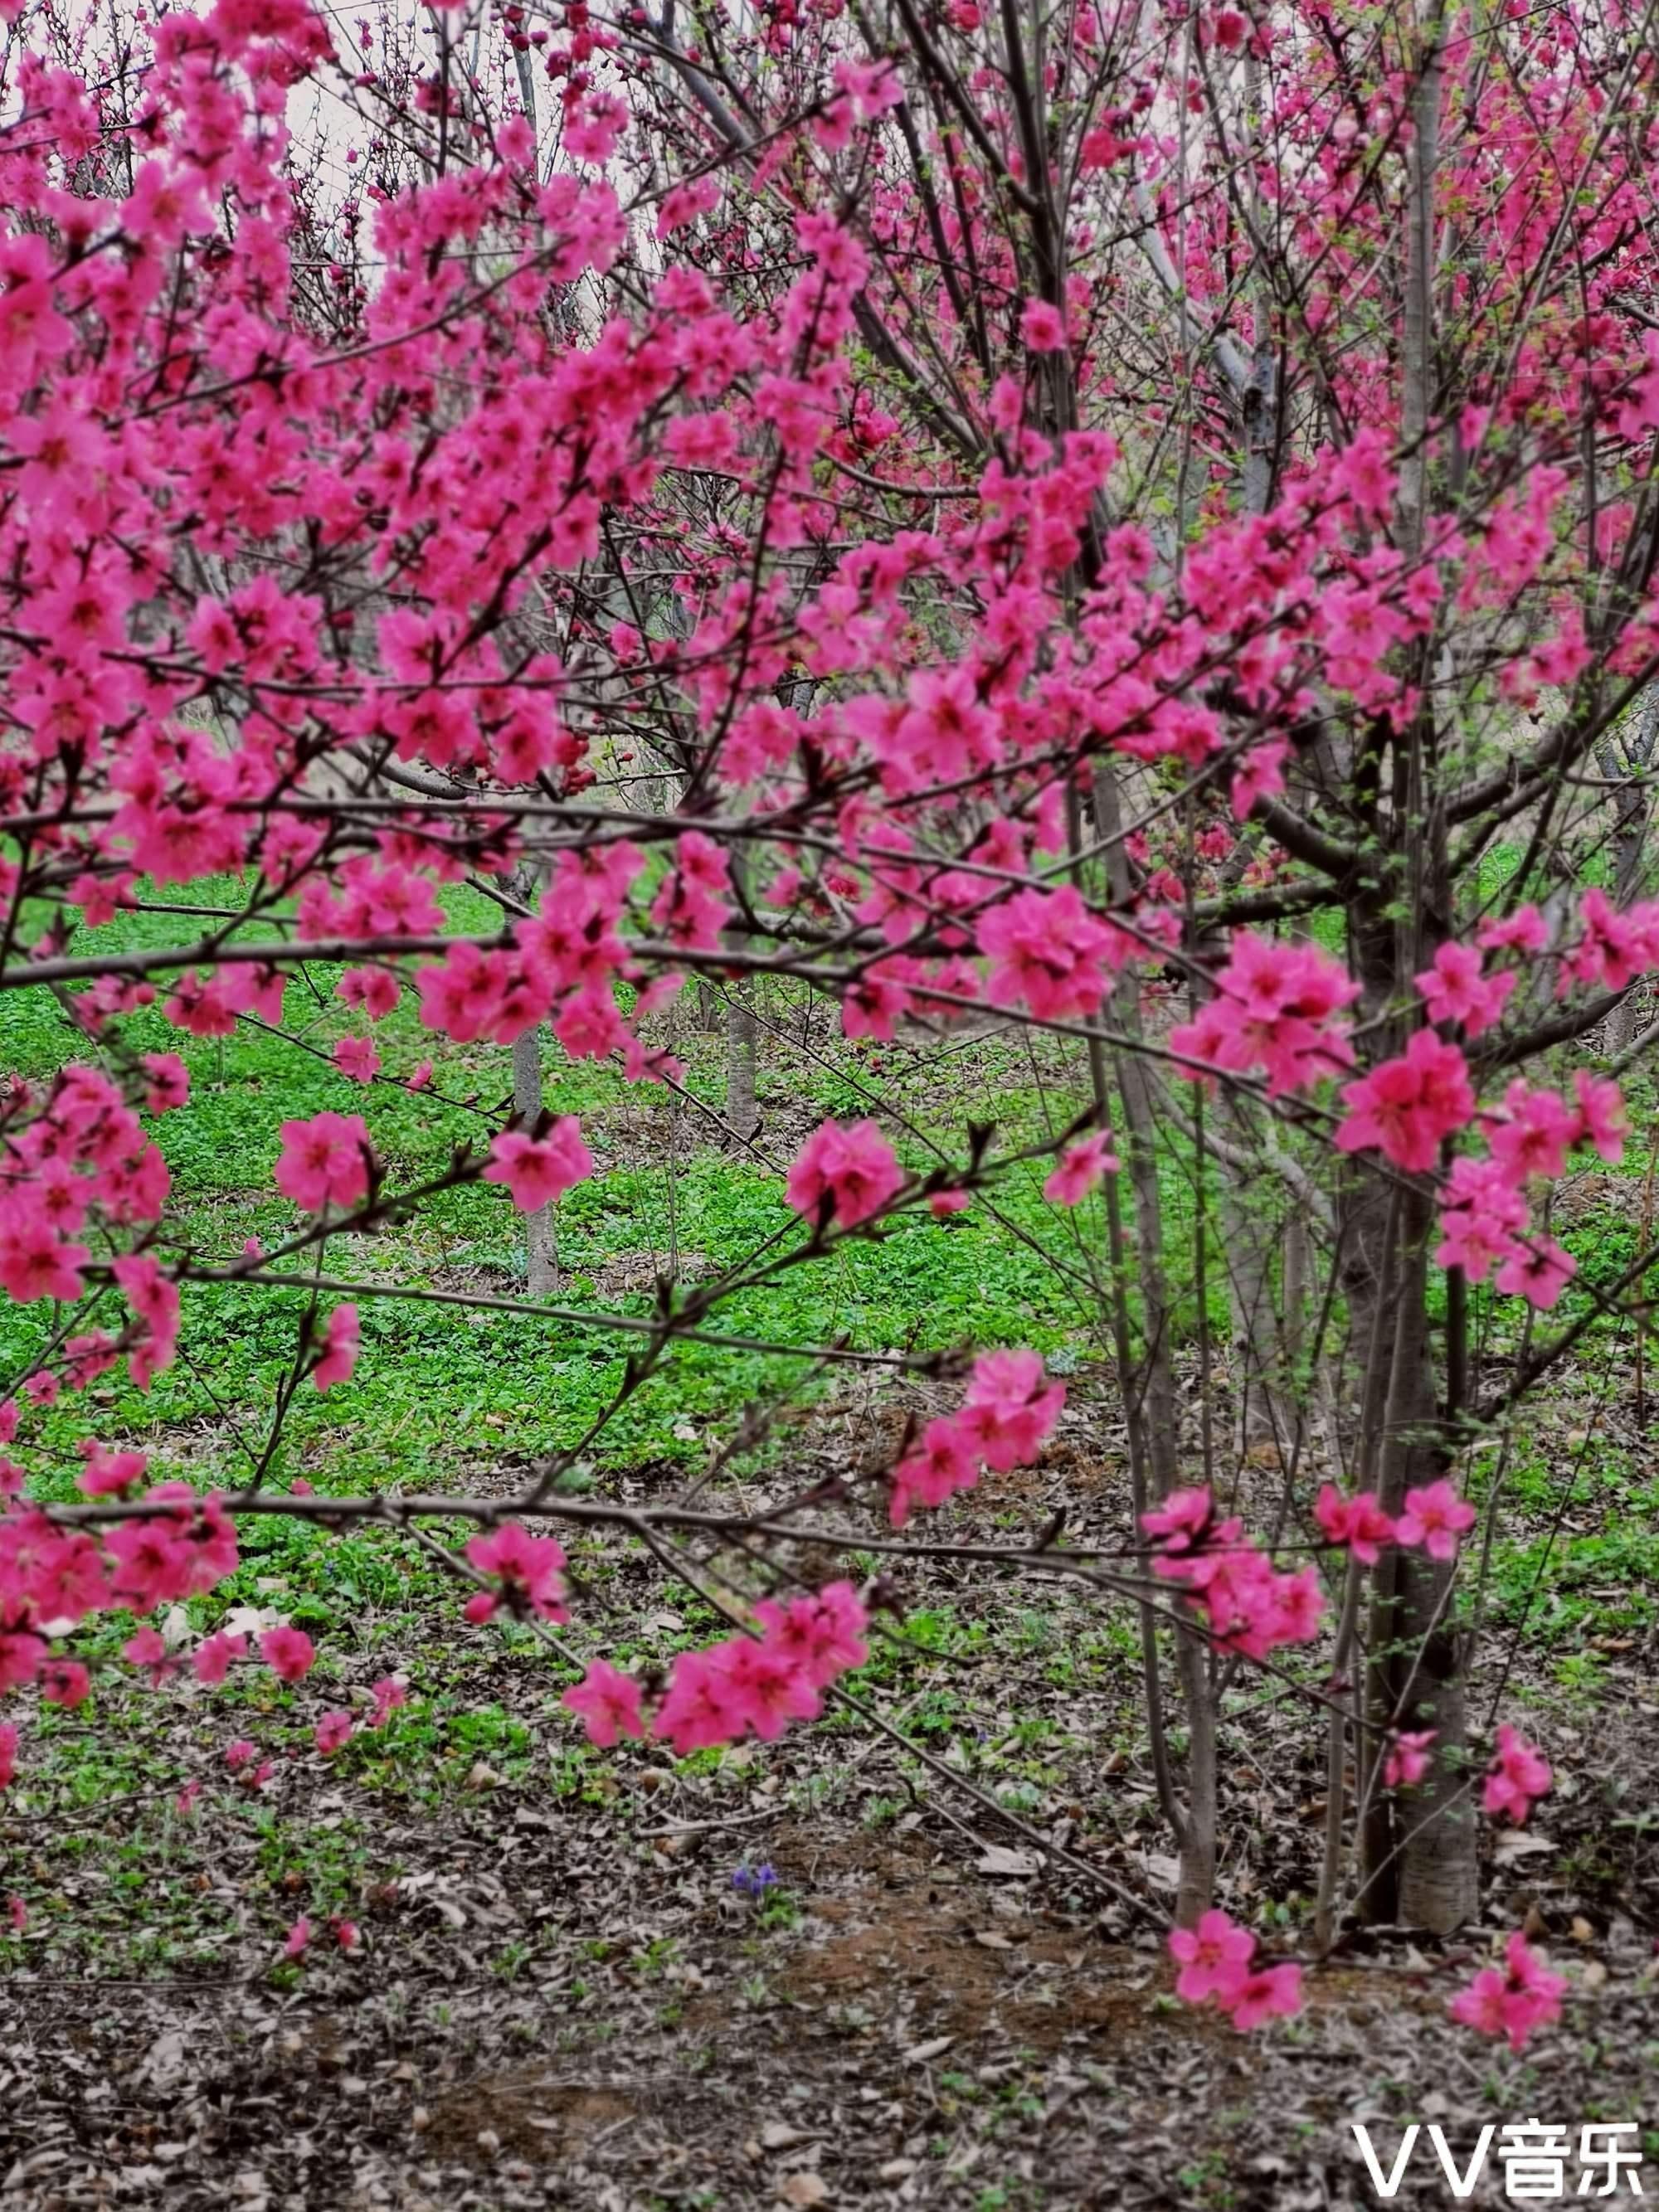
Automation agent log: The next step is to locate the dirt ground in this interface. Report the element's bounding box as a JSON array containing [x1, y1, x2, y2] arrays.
[[3, 1379, 1657, 2210], [4, 1799, 1656, 2210]]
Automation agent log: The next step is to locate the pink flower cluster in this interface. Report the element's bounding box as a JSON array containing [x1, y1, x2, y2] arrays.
[[1320, 887, 1659, 1314], [0, 1488, 238, 1701], [275, 1112, 373, 1215], [561, 1581, 869, 1754], [1043, 1131, 1119, 1204], [1316, 1477, 1478, 1564], [0, 1067, 175, 1387], [785, 1117, 905, 1228], [463, 1523, 569, 1624], [484, 1119, 594, 1211], [889, 1350, 1065, 1528], [1448, 1930, 1565, 2051], [1414, 942, 1515, 1038], [1168, 1908, 1304, 2030], [1335, 1029, 1475, 1174], [1142, 1488, 1325, 1658], [1482, 1723, 1551, 1824], [309, 1304, 359, 1393], [410, 848, 669, 1080], [1170, 931, 1359, 1097], [1383, 1728, 1437, 1790], [1429, 1070, 1624, 1309], [977, 886, 1131, 1023]]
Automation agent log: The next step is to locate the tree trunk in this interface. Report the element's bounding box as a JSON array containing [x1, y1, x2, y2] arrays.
[[1215, 1111, 1293, 1459], [724, 991, 759, 1142], [1602, 686, 1658, 1051], [1358, 1209, 1478, 1929], [1096, 768, 1219, 1927], [512, 1026, 558, 1297]]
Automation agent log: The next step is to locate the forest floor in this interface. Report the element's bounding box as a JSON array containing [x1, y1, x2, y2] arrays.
[[3, 1362, 1657, 2212], [2, 920, 1658, 2210]]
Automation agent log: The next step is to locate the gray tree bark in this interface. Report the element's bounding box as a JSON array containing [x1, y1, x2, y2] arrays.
[[512, 1026, 558, 1297]]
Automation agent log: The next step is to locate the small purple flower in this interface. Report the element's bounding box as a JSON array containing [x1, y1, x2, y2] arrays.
[[732, 1861, 778, 1898]]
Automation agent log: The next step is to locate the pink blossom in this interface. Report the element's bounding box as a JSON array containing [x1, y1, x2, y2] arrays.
[[0, 1723, 15, 1790], [78, 1443, 148, 1497], [890, 1415, 980, 1526], [314, 1709, 354, 1755], [0, 1206, 89, 1305], [1168, 1908, 1254, 2002], [1043, 1133, 1120, 1204], [1314, 1484, 1396, 1565], [1170, 1911, 1303, 2030], [1414, 942, 1515, 1038], [1494, 1235, 1576, 1310], [1482, 1723, 1551, 1823], [192, 1636, 246, 1680], [368, 1675, 408, 1728], [785, 1119, 904, 1229], [712, 1636, 822, 1740], [275, 1112, 372, 1213], [959, 1349, 1063, 1472], [1448, 1931, 1564, 2051], [338, 967, 401, 1020], [1394, 1480, 1477, 1561], [331, 1917, 360, 1952], [284, 1917, 312, 1960], [1227, 1963, 1304, 2030], [1570, 1070, 1628, 1164], [141, 1053, 190, 1112], [753, 1581, 869, 1685], [1478, 906, 1549, 955], [41, 1658, 90, 1709], [654, 1647, 747, 1757], [465, 1521, 568, 1622], [333, 1034, 380, 1084], [1487, 1080, 1577, 1183], [978, 887, 1125, 1023], [1434, 1157, 1529, 1284], [483, 1120, 594, 1210], [562, 1659, 645, 1748], [1231, 738, 1288, 819], [1019, 299, 1068, 352], [312, 1303, 360, 1391], [176, 1781, 201, 1816], [1142, 1486, 1218, 1554], [1335, 1032, 1476, 1172], [224, 1739, 259, 1771], [1384, 1728, 1437, 1790], [1172, 933, 1358, 1097], [260, 1625, 316, 1685], [123, 1626, 177, 1687]]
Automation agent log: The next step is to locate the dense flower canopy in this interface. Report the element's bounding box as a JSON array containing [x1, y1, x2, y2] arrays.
[[0, 0, 1651, 2031]]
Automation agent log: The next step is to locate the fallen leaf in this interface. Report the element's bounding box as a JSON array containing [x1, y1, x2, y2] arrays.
[[777, 2176, 829, 2208], [975, 1846, 1039, 1879], [902, 2035, 954, 2065], [1493, 1830, 1556, 1865]]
